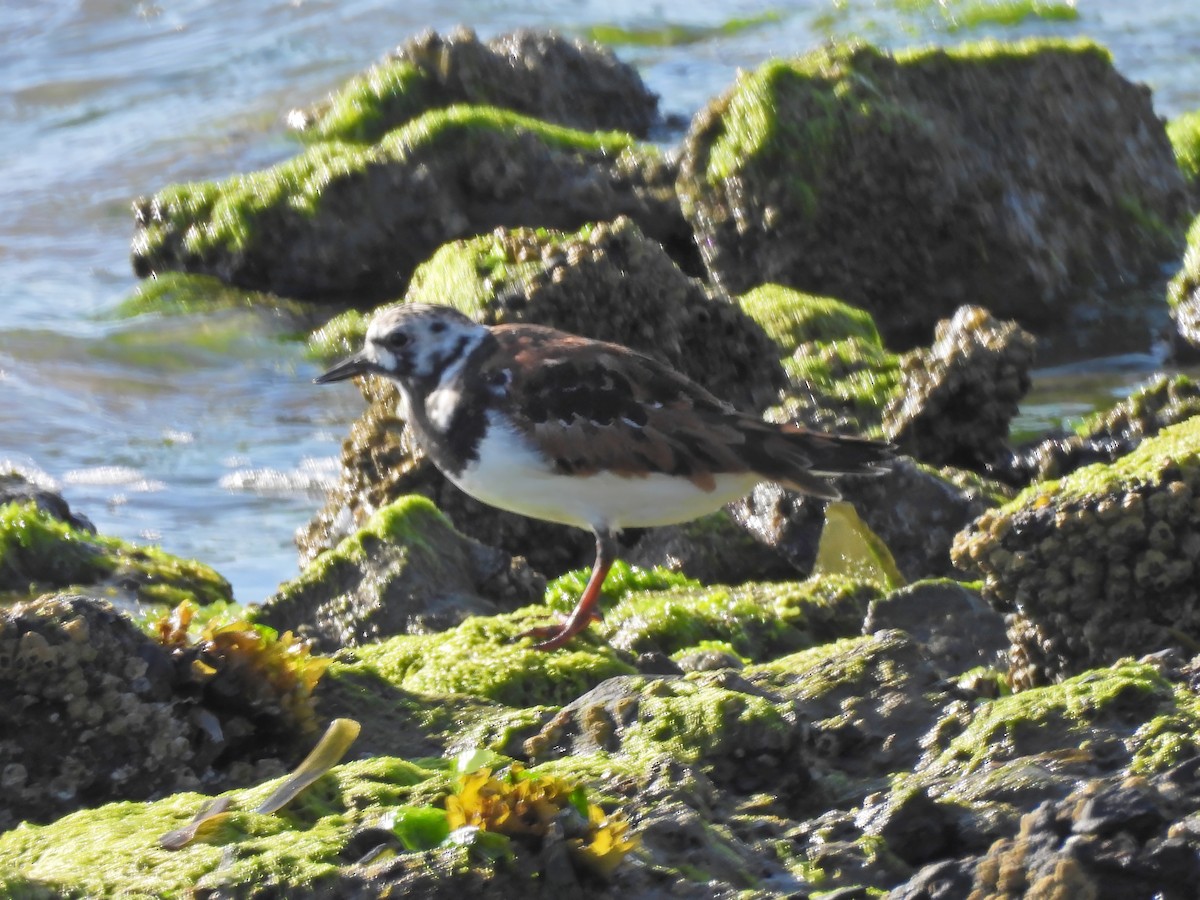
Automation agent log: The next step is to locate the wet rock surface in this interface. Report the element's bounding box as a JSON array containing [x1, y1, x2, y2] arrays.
[[291, 26, 658, 143], [133, 111, 688, 303], [261, 496, 544, 650], [677, 40, 1187, 348], [954, 417, 1200, 688], [884, 306, 1036, 470]]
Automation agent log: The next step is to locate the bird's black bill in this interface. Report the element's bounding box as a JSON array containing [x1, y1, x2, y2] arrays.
[[314, 352, 372, 384]]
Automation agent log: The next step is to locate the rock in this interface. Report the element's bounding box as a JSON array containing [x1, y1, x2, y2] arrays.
[[133, 109, 690, 302], [952, 416, 1200, 687], [299, 219, 784, 572], [259, 496, 544, 651], [290, 26, 658, 142], [739, 283, 902, 434], [677, 39, 1188, 348], [1004, 373, 1200, 486], [884, 306, 1036, 470], [625, 509, 796, 585], [0, 478, 231, 607], [864, 579, 1007, 678], [0, 594, 324, 828], [730, 458, 1006, 583]]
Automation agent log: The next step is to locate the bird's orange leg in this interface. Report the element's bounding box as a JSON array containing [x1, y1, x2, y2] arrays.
[[519, 530, 617, 651]]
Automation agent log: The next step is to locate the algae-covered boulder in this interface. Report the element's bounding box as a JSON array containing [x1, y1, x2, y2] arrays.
[[1007, 373, 1200, 485], [0, 477, 231, 608], [678, 39, 1188, 347], [953, 416, 1200, 688], [300, 219, 785, 571], [884, 306, 1036, 470], [1168, 213, 1200, 351], [291, 26, 658, 143], [259, 496, 543, 650], [132, 107, 688, 302], [738, 283, 902, 434]]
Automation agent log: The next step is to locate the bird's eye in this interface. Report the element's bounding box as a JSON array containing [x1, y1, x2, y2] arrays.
[[385, 332, 410, 348], [429, 321, 446, 334]]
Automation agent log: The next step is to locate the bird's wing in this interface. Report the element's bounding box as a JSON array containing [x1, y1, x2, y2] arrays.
[[481, 324, 806, 493]]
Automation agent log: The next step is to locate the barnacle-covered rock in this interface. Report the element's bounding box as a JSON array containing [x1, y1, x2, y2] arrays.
[[677, 39, 1187, 348], [291, 27, 658, 143], [884, 306, 1036, 470], [300, 219, 784, 570], [0, 595, 201, 828], [133, 108, 689, 302], [952, 416, 1200, 687], [261, 496, 543, 650], [1006, 373, 1200, 485], [731, 457, 1007, 583], [0, 496, 231, 608]]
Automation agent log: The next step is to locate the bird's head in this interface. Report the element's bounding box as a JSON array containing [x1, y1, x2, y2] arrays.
[[315, 304, 488, 389]]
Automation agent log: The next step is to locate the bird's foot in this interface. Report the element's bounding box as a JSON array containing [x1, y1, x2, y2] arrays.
[[516, 608, 603, 651]]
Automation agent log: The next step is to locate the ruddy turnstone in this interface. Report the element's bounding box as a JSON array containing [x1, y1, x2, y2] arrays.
[[317, 304, 892, 650]]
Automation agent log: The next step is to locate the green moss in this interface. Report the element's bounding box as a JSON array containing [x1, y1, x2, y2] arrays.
[[0, 501, 231, 607], [617, 675, 792, 767], [307, 308, 371, 363], [1013, 415, 1200, 507], [0, 757, 442, 899], [544, 561, 700, 616], [936, 660, 1172, 774], [739, 284, 882, 353], [584, 11, 784, 47], [1167, 213, 1200, 319], [302, 59, 433, 143], [701, 38, 1108, 217], [604, 576, 879, 660], [1168, 109, 1200, 188], [142, 105, 639, 262], [782, 337, 903, 433], [747, 631, 902, 700], [339, 610, 636, 708], [1126, 675, 1200, 774]]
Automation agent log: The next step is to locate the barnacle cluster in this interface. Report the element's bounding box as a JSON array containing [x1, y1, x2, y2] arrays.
[[445, 763, 635, 878], [952, 416, 1200, 688], [154, 601, 330, 733], [884, 305, 1035, 469], [0, 594, 196, 828]]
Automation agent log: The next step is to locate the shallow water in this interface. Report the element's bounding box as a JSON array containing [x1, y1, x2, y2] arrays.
[[1, 1, 1198, 603]]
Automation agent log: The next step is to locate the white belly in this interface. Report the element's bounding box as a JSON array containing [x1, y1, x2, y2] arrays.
[[450, 417, 760, 532]]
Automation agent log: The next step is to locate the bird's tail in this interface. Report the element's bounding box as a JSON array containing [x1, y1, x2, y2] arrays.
[[743, 422, 894, 500]]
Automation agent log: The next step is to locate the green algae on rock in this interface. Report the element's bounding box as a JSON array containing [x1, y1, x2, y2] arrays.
[[339, 610, 636, 709], [1168, 108, 1200, 199], [1168, 212, 1200, 350], [0, 499, 231, 608], [738, 284, 901, 435], [259, 496, 543, 651], [133, 106, 686, 303], [678, 38, 1188, 349], [0, 756, 446, 899], [292, 27, 657, 144], [602, 575, 882, 660], [953, 415, 1200, 688]]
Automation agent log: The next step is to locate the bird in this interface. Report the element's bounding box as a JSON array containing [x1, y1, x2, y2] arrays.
[[316, 303, 892, 651]]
